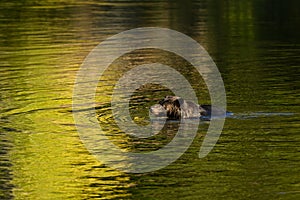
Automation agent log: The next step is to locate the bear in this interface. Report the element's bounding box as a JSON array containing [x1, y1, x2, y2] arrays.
[[150, 96, 229, 120]]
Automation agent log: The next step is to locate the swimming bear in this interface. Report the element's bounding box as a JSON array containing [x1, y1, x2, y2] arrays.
[[150, 96, 229, 120]]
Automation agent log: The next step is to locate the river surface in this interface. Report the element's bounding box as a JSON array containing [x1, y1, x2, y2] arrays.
[[0, 0, 299, 199]]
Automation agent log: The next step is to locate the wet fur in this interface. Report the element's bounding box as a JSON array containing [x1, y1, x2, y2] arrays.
[[156, 96, 200, 119], [150, 96, 227, 120]]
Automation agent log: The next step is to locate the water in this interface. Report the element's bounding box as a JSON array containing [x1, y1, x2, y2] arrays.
[[1, 0, 299, 199]]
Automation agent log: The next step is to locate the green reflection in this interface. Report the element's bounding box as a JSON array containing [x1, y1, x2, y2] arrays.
[[0, 0, 299, 199]]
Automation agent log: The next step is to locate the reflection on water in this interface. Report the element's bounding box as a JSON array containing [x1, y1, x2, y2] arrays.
[[0, 0, 299, 199]]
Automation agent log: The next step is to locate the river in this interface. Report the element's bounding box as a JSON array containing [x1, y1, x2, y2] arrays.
[[0, 0, 299, 199]]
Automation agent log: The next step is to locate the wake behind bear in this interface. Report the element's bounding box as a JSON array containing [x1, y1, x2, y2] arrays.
[[150, 96, 231, 120]]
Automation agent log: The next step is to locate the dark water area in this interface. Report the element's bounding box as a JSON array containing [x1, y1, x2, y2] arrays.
[[0, 0, 299, 199]]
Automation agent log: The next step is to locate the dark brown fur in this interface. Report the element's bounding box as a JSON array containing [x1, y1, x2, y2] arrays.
[[150, 96, 229, 120], [155, 96, 200, 119]]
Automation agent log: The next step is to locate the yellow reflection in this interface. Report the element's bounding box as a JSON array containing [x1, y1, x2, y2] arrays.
[[5, 2, 132, 199]]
